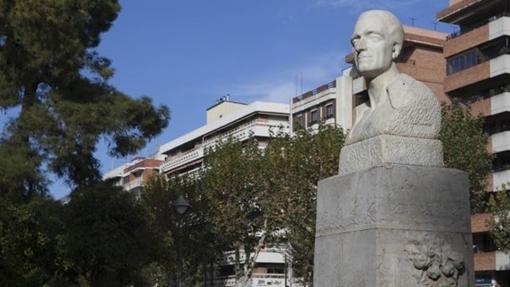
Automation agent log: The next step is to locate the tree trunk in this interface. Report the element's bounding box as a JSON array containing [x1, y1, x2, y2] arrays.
[[234, 219, 268, 287], [234, 243, 241, 279]]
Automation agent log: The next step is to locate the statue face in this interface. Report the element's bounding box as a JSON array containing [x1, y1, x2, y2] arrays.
[[351, 12, 398, 79]]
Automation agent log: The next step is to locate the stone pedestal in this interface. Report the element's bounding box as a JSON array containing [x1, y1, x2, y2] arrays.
[[313, 164, 474, 287]]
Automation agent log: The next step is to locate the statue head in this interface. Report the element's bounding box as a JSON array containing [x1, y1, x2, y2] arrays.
[[351, 10, 404, 80]]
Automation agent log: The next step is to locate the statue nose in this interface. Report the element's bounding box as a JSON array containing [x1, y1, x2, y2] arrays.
[[354, 38, 367, 52]]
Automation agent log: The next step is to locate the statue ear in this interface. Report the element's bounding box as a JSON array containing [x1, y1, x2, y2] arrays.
[[392, 42, 402, 60]]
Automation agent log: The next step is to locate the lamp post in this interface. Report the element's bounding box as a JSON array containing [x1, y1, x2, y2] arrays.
[[173, 195, 190, 287]]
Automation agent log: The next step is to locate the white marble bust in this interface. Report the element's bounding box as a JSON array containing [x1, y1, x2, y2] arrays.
[[339, 10, 443, 175], [346, 10, 441, 144]]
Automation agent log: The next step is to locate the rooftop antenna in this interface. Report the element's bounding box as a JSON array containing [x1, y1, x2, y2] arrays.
[[295, 74, 298, 96], [409, 17, 416, 26], [300, 72, 303, 95]]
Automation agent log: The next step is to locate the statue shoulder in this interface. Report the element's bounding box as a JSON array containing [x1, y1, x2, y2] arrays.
[[386, 73, 435, 109]]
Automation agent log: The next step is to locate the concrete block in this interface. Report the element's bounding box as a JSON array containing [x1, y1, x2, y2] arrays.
[[313, 164, 474, 287]]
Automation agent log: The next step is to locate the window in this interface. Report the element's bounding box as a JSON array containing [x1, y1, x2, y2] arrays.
[[447, 49, 480, 75], [310, 110, 318, 124], [325, 104, 334, 118], [447, 37, 510, 75]]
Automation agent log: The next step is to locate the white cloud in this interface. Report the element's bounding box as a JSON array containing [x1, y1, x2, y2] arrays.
[[316, 0, 424, 12], [230, 52, 346, 104]]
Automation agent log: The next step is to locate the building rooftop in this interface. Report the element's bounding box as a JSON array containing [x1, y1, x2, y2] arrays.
[[291, 80, 336, 104], [157, 101, 289, 155], [437, 0, 501, 24]]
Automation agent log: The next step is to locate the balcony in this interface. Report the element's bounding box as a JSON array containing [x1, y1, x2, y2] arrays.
[[204, 121, 288, 151], [496, 251, 510, 270], [445, 54, 510, 94], [492, 92, 510, 114], [493, 169, 510, 188], [219, 250, 285, 266], [292, 81, 336, 104], [161, 121, 288, 174], [213, 274, 286, 287], [444, 19, 489, 58], [491, 131, 510, 153], [123, 177, 144, 191], [160, 147, 204, 173], [444, 60, 490, 93], [437, 0, 505, 25]]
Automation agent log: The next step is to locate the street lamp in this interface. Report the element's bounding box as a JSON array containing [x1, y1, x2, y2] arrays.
[[173, 195, 190, 287]]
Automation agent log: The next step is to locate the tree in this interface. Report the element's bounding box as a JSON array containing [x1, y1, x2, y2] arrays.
[[0, 0, 169, 199], [268, 125, 344, 285], [0, 197, 70, 287], [141, 174, 224, 287], [440, 102, 493, 213], [64, 181, 158, 286], [200, 126, 344, 286], [202, 137, 272, 286], [488, 188, 510, 251]]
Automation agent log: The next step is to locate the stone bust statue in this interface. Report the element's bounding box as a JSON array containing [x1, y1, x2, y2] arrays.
[[339, 10, 443, 175], [346, 10, 441, 145]]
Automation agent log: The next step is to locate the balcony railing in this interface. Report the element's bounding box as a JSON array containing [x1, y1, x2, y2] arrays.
[[292, 81, 336, 103], [492, 131, 510, 153], [123, 177, 144, 191], [447, 12, 510, 40], [493, 169, 510, 188], [162, 121, 288, 173], [213, 274, 286, 287], [161, 147, 204, 173]]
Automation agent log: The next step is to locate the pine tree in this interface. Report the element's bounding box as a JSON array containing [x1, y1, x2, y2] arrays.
[[0, 0, 169, 200]]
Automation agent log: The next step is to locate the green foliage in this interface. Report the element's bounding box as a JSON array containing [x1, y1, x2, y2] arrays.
[[0, 0, 170, 198], [64, 181, 157, 286], [0, 142, 47, 201], [0, 1, 172, 284], [0, 197, 70, 287], [440, 102, 493, 213], [488, 189, 510, 252], [270, 125, 344, 284], [202, 137, 266, 277], [200, 126, 344, 284], [142, 174, 223, 286]]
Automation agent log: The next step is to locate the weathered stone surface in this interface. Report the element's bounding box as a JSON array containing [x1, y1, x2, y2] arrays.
[[339, 134, 444, 176], [346, 74, 442, 145], [313, 164, 474, 287], [346, 10, 442, 145]]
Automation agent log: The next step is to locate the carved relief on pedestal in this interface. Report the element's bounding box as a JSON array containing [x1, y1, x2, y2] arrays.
[[405, 236, 465, 287]]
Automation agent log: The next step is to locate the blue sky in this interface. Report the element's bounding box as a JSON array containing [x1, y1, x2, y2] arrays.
[[51, 0, 455, 198]]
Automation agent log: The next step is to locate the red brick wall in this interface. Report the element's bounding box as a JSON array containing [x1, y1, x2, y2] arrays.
[[444, 61, 490, 93], [470, 98, 491, 117], [444, 25, 489, 58], [474, 251, 496, 271], [397, 46, 449, 103], [471, 213, 492, 233]]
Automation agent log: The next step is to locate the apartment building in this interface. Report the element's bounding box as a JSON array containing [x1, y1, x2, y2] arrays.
[[289, 71, 353, 133], [103, 156, 164, 194], [437, 0, 510, 285], [106, 98, 292, 287], [158, 99, 291, 286], [158, 98, 289, 177]]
